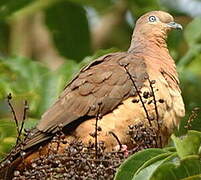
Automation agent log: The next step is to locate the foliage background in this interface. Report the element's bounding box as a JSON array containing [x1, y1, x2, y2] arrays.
[[0, 0, 201, 160]]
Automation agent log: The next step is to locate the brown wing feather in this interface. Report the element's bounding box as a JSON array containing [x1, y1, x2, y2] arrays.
[[33, 52, 147, 141]]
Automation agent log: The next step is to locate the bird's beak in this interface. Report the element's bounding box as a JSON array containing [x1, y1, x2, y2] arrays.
[[166, 22, 183, 30]]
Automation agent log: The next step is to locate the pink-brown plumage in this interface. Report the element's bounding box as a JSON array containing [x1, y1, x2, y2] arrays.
[[0, 11, 185, 179]]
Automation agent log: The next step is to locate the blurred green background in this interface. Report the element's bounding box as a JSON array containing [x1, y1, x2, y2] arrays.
[[0, 0, 201, 159]]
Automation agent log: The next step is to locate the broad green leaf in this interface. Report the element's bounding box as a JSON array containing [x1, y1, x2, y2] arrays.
[[0, 56, 51, 116], [184, 17, 201, 46], [114, 148, 170, 180], [151, 155, 201, 180], [33, 71, 60, 117], [35, 60, 80, 116], [172, 130, 201, 159], [163, 147, 176, 152], [133, 153, 177, 180], [45, 1, 91, 62]]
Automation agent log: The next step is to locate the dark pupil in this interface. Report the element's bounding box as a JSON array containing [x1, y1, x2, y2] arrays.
[[149, 16, 156, 22]]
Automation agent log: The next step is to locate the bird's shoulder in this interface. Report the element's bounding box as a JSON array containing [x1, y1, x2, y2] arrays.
[[64, 52, 147, 95]]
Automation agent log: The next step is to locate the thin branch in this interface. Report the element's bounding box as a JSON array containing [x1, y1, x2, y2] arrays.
[[109, 131, 122, 151], [7, 93, 20, 141], [95, 102, 102, 159], [17, 100, 29, 144], [56, 124, 63, 152], [148, 79, 162, 147], [122, 66, 152, 126], [148, 79, 160, 129]]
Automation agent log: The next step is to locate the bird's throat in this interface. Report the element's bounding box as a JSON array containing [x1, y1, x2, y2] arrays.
[[128, 33, 168, 55]]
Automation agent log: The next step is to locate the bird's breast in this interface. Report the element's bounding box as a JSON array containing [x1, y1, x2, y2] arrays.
[[73, 69, 185, 150]]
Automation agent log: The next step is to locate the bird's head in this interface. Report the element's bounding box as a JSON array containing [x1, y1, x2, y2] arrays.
[[130, 11, 182, 51], [136, 11, 182, 33]]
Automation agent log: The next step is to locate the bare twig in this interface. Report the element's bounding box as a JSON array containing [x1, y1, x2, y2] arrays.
[[7, 93, 20, 142], [95, 115, 98, 159], [56, 124, 63, 152], [148, 79, 160, 129], [95, 102, 102, 159], [122, 66, 152, 126], [148, 79, 162, 147], [109, 131, 122, 151], [17, 100, 29, 144], [121, 66, 163, 147]]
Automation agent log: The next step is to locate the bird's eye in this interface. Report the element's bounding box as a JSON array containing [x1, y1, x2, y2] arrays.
[[148, 16, 157, 22]]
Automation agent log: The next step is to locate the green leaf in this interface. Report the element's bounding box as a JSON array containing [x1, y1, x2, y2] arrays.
[[67, 0, 114, 12], [0, 0, 34, 19], [172, 130, 201, 159], [184, 17, 201, 46], [34, 60, 79, 116], [56, 59, 80, 87], [115, 148, 170, 180], [179, 69, 201, 114], [151, 155, 201, 180], [133, 152, 177, 180], [23, 118, 38, 129], [33, 71, 60, 117], [163, 147, 176, 152], [0, 119, 16, 159], [0, 21, 9, 54], [0, 56, 50, 115], [45, 1, 91, 62], [177, 44, 201, 68]]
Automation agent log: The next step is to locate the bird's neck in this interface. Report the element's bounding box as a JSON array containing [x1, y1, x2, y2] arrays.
[[128, 33, 179, 88], [128, 33, 168, 55], [128, 32, 173, 64]]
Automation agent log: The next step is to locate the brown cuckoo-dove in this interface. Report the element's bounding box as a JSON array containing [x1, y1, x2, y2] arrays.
[[0, 10, 185, 179]]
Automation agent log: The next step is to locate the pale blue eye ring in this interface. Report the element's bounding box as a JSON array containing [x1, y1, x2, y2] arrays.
[[149, 16, 157, 22]]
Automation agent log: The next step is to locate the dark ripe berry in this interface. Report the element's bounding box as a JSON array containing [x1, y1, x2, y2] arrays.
[[158, 99, 164, 103], [97, 126, 102, 131], [143, 91, 149, 99], [4, 121, 161, 180], [89, 132, 96, 137], [7, 93, 12, 99], [132, 99, 139, 103]]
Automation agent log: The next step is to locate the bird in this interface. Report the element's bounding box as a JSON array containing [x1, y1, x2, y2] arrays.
[[0, 10, 185, 179]]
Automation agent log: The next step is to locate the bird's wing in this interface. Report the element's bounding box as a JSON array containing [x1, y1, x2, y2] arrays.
[[37, 52, 147, 133]]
